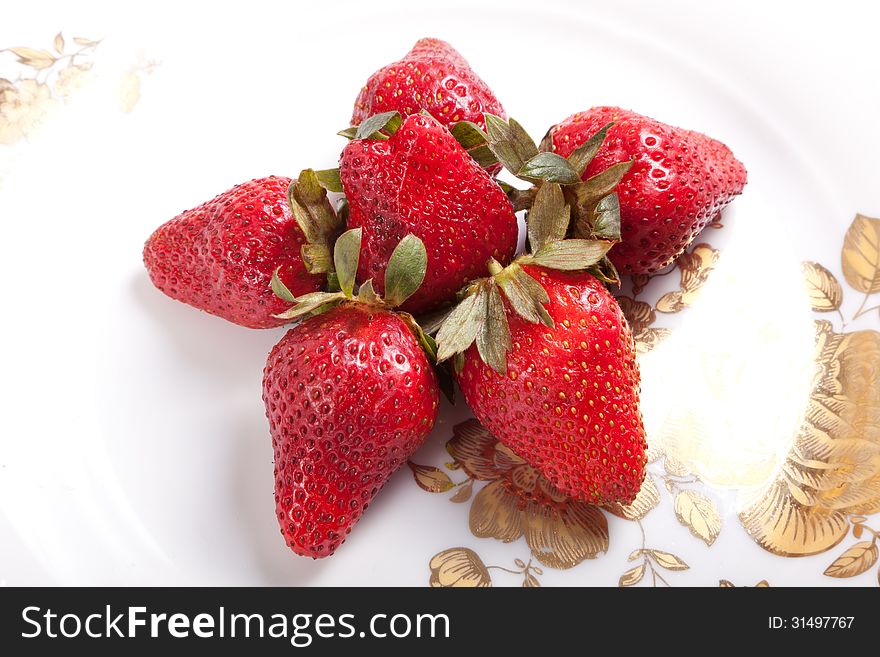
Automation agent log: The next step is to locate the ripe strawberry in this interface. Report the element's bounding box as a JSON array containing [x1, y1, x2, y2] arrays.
[[264, 304, 439, 557], [433, 166, 646, 504], [143, 176, 325, 328], [351, 38, 505, 132], [545, 107, 747, 274], [264, 228, 439, 558], [456, 266, 647, 505], [339, 113, 518, 315]]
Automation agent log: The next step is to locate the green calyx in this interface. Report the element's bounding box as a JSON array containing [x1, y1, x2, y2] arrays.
[[432, 121, 632, 375], [271, 227, 429, 327], [287, 168, 344, 275], [338, 110, 403, 141]]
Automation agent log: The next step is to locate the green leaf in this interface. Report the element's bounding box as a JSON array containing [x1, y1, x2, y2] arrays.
[[518, 152, 581, 184], [435, 287, 488, 362], [356, 111, 402, 140], [333, 228, 362, 298], [527, 183, 569, 253], [484, 114, 538, 176], [567, 122, 614, 176], [590, 193, 621, 241], [384, 234, 428, 307], [337, 126, 358, 140], [398, 312, 438, 363], [357, 278, 380, 304], [450, 121, 488, 149], [273, 291, 346, 320], [496, 263, 552, 326], [415, 305, 455, 336], [271, 268, 296, 303], [496, 180, 515, 195], [452, 352, 465, 375], [475, 284, 512, 375], [529, 239, 613, 270], [336, 197, 350, 224], [467, 144, 499, 168], [288, 170, 343, 247], [589, 256, 620, 285], [314, 168, 343, 193], [301, 243, 332, 274], [579, 159, 634, 199]]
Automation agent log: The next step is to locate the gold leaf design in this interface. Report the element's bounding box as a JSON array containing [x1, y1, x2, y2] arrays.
[[647, 550, 689, 571], [429, 548, 492, 587], [841, 214, 880, 293], [739, 320, 880, 556], [118, 72, 142, 114], [801, 261, 843, 311], [634, 327, 671, 354], [720, 579, 770, 587], [674, 489, 721, 546], [822, 541, 879, 578], [656, 243, 719, 313], [446, 420, 609, 569], [523, 572, 541, 587], [656, 290, 685, 313], [0, 80, 57, 145], [616, 296, 655, 333], [523, 498, 609, 569], [9, 47, 56, 69], [407, 462, 454, 493], [664, 456, 690, 477], [53, 33, 65, 55], [449, 480, 473, 503], [619, 563, 646, 587], [605, 473, 660, 520]]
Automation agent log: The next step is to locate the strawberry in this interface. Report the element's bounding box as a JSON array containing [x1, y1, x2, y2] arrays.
[[143, 175, 337, 329], [351, 38, 505, 133], [433, 161, 647, 504], [544, 107, 747, 274], [339, 112, 519, 315], [455, 266, 647, 504], [264, 229, 439, 558]]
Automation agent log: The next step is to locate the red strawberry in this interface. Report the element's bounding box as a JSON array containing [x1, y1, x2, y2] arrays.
[[263, 304, 439, 558], [352, 38, 505, 132], [546, 107, 747, 274], [143, 176, 324, 328], [339, 113, 519, 315], [455, 266, 647, 504]]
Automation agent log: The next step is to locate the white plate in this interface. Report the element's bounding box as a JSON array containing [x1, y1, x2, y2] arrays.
[[1, 0, 878, 586]]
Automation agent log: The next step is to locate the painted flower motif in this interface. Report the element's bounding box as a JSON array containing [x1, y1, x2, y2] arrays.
[[0, 79, 58, 145], [448, 420, 609, 569], [54, 64, 94, 99], [429, 547, 492, 587], [739, 320, 880, 556]]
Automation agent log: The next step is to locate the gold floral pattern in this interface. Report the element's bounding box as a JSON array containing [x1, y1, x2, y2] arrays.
[[0, 34, 100, 145], [448, 420, 610, 569], [429, 547, 492, 587], [738, 319, 880, 556]]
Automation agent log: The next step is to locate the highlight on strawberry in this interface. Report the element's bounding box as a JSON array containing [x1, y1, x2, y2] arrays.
[[264, 229, 440, 558]]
